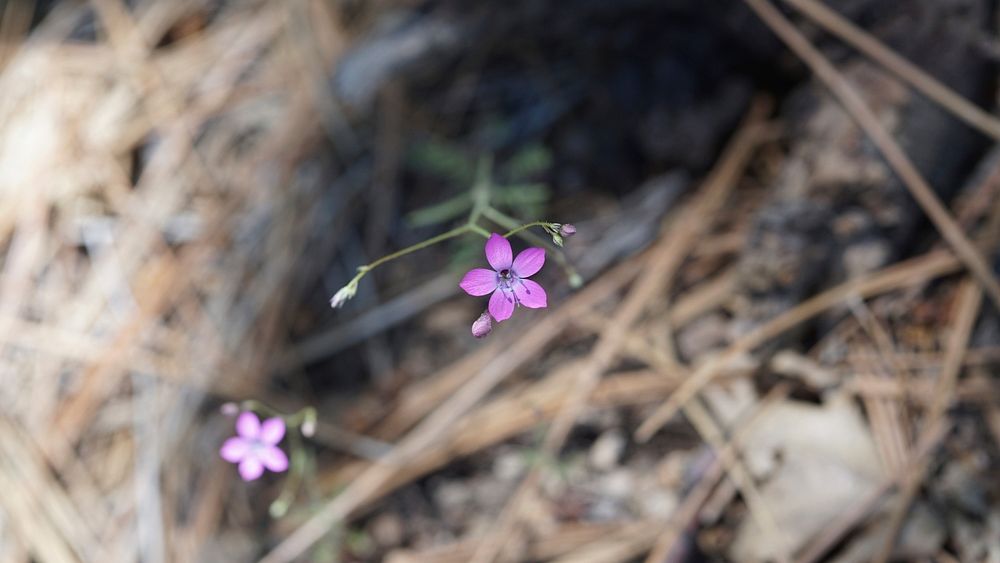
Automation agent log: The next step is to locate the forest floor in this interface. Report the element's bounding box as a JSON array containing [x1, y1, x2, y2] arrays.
[[0, 1, 998, 562]]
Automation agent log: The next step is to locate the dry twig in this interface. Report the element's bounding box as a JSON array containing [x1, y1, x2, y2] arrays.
[[872, 280, 982, 563], [636, 250, 962, 442]]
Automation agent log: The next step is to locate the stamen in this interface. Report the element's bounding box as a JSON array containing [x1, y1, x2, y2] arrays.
[[516, 279, 531, 294]]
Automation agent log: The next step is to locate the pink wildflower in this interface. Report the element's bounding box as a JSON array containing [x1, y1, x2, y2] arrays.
[[459, 233, 547, 322], [219, 412, 289, 481]]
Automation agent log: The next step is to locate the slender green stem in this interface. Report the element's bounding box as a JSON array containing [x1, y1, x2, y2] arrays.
[[468, 156, 493, 224], [502, 220, 553, 238], [270, 431, 307, 518], [356, 224, 472, 279], [335, 160, 492, 306], [240, 400, 314, 427], [468, 223, 492, 238], [333, 153, 584, 309], [234, 401, 312, 518], [482, 207, 582, 286]]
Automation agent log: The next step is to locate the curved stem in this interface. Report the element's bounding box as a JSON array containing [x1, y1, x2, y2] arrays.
[[482, 207, 582, 286], [360, 224, 471, 274], [468, 223, 492, 238], [468, 155, 493, 224], [270, 426, 308, 518], [502, 221, 553, 238]]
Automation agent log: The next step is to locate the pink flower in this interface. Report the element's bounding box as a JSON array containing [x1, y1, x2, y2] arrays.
[[459, 233, 547, 322], [219, 412, 289, 481]]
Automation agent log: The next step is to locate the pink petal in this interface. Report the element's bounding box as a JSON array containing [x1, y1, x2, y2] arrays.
[[259, 446, 289, 473], [219, 437, 249, 462], [485, 233, 512, 271], [512, 248, 545, 278], [459, 268, 498, 296], [259, 417, 286, 446], [514, 279, 547, 308], [236, 411, 260, 439], [489, 288, 515, 322], [238, 457, 264, 481]]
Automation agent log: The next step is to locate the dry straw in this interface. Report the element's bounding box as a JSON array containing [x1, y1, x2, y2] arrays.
[[0, 1, 345, 561]]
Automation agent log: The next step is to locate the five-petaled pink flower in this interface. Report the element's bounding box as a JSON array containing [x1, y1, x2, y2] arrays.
[[460, 233, 547, 322], [220, 412, 289, 481]]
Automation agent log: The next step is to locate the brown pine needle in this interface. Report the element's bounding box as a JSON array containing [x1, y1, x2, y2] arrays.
[[872, 280, 982, 563], [742, 0, 1000, 311], [777, 0, 1000, 141], [635, 250, 961, 442]]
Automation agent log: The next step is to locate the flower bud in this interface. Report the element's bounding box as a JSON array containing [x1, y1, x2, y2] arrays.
[[329, 279, 359, 309], [471, 311, 493, 339], [220, 402, 240, 416], [559, 224, 576, 237], [301, 419, 316, 438]]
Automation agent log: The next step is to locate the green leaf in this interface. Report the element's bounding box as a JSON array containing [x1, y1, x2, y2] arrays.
[[503, 144, 553, 179], [407, 139, 475, 184]]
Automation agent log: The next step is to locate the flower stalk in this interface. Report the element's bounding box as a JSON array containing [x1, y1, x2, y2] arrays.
[[329, 158, 581, 309]]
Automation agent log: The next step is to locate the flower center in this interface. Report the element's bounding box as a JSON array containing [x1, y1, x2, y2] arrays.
[[499, 269, 511, 279]]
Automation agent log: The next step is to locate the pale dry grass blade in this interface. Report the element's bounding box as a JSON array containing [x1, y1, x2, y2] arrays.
[[0, 415, 99, 563], [635, 250, 962, 442], [0, 0, 347, 560], [872, 280, 982, 563]]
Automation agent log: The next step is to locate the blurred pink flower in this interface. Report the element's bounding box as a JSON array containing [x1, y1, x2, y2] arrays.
[[220, 412, 289, 481], [459, 233, 547, 322]]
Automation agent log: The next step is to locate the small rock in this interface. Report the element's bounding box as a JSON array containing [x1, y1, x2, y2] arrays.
[[637, 488, 678, 519], [473, 478, 511, 509], [589, 429, 626, 471], [434, 481, 471, 514], [598, 468, 634, 500], [897, 503, 946, 559], [588, 496, 626, 521], [370, 513, 405, 548], [493, 449, 526, 481]]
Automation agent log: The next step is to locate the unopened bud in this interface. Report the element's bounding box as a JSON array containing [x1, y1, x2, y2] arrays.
[[220, 402, 240, 416], [301, 419, 316, 438], [471, 311, 493, 339], [329, 279, 359, 309], [559, 224, 576, 237], [301, 408, 317, 437]]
